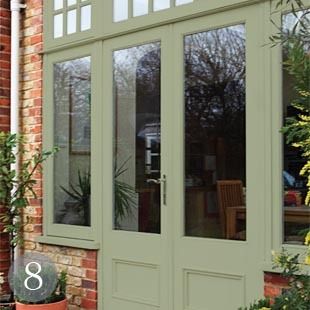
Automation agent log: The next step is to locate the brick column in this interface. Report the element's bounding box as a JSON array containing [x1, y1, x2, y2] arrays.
[[0, 0, 11, 296]]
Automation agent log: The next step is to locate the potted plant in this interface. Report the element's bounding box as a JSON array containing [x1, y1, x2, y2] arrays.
[[114, 157, 137, 228], [15, 271, 67, 310], [59, 157, 137, 228], [0, 132, 57, 305], [60, 170, 91, 226]]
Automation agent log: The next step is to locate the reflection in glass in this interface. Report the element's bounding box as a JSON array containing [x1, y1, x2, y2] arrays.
[[114, 0, 128, 22], [133, 0, 149, 17], [184, 25, 246, 240], [81, 5, 91, 31], [154, 0, 170, 11], [282, 12, 310, 244], [67, 9, 77, 34], [54, 0, 63, 11], [114, 43, 161, 233], [54, 14, 63, 38], [54, 57, 91, 226]]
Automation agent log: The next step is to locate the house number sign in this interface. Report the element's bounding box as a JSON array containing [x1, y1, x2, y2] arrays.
[[8, 253, 58, 302]]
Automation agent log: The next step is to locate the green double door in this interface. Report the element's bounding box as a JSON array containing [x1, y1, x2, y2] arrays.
[[102, 4, 265, 310]]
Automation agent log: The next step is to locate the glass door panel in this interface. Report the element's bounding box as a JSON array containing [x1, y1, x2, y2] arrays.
[[113, 42, 161, 233], [184, 25, 247, 240]]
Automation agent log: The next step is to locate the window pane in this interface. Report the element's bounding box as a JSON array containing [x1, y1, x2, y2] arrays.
[[184, 25, 246, 240], [113, 43, 161, 233], [81, 5, 91, 31], [67, 0, 77, 6], [67, 9, 77, 34], [54, 0, 63, 10], [282, 11, 310, 245], [54, 57, 91, 226], [54, 14, 63, 38], [133, 0, 149, 17], [176, 0, 193, 6], [154, 0, 170, 11], [114, 0, 128, 22]]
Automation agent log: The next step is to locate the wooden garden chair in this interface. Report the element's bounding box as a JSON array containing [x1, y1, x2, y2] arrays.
[[216, 180, 245, 240]]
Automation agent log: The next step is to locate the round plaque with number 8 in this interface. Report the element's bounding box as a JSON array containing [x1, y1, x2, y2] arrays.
[[9, 253, 58, 303]]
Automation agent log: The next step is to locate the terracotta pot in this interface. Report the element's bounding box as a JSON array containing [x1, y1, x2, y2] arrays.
[[15, 300, 67, 310]]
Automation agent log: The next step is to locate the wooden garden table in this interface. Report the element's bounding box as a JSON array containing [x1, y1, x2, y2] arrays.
[[226, 206, 310, 239]]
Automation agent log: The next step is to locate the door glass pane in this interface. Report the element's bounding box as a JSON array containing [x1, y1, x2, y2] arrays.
[[133, 0, 149, 17], [184, 25, 246, 240], [154, 0, 170, 11], [114, 42, 161, 233], [282, 11, 310, 245], [54, 57, 91, 226]]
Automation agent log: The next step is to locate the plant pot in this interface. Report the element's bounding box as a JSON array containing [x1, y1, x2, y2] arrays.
[[62, 203, 85, 225], [15, 300, 67, 310]]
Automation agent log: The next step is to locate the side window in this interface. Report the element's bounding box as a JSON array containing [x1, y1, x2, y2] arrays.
[[282, 11, 309, 244], [54, 56, 91, 227]]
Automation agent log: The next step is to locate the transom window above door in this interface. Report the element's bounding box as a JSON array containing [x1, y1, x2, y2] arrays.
[[114, 0, 194, 22], [53, 0, 92, 38]]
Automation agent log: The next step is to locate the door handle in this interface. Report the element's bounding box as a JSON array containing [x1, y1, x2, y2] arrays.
[[146, 175, 167, 206], [146, 179, 162, 184]]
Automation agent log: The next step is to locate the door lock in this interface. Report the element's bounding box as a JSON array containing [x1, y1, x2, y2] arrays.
[[146, 175, 167, 205]]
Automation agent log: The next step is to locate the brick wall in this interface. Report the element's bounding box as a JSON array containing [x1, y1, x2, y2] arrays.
[[0, 0, 10, 133], [264, 272, 289, 302], [0, 0, 11, 296], [19, 1, 98, 309]]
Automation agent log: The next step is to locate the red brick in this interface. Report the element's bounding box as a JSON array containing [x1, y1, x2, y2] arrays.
[[0, 98, 10, 107], [0, 125, 9, 131], [86, 269, 97, 281], [86, 251, 97, 260], [82, 279, 97, 290], [81, 298, 97, 310], [264, 272, 289, 287], [30, 34, 42, 45], [86, 290, 97, 300], [82, 259, 97, 269], [264, 285, 282, 298], [0, 259, 10, 271]]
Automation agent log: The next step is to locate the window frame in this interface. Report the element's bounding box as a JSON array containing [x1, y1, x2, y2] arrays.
[[44, 0, 99, 50], [42, 42, 103, 242], [44, 0, 261, 51], [268, 0, 310, 268]]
